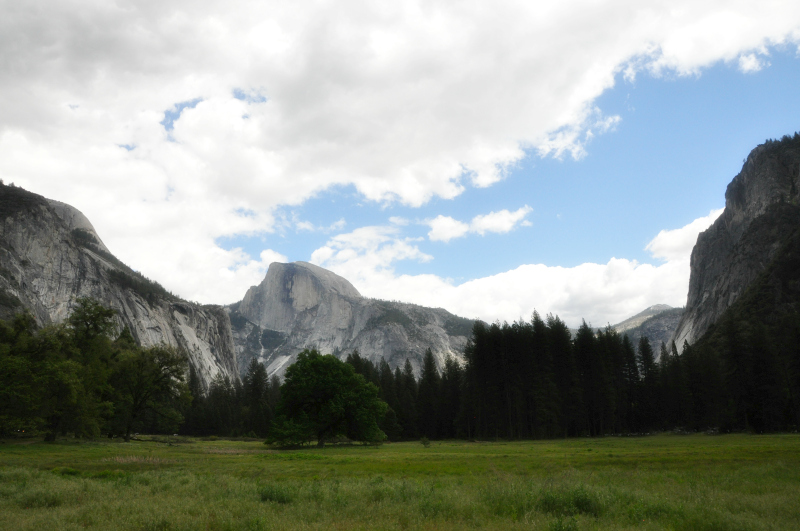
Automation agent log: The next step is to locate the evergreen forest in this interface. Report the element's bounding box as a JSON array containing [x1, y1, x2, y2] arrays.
[[3, 294, 800, 443]]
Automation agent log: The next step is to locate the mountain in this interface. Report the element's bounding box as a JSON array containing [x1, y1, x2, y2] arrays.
[[0, 183, 474, 383], [612, 304, 683, 351], [672, 134, 800, 349], [0, 183, 239, 389], [227, 261, 474, 377]]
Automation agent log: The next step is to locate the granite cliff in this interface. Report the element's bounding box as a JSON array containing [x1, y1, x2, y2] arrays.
[[672, 135, 800, 349], [227, 262, 474, 378], [0, 183, 238, 389]]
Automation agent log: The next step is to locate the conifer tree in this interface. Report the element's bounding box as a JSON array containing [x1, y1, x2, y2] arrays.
[[417, 348, 440, 438]]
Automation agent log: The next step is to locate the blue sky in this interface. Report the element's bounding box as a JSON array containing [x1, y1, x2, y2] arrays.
[[3, 1, 800, 326], [220, 49, 800, 287]]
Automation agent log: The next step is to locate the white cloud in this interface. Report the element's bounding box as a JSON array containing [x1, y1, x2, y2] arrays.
[[427, 215, 470, 242], [646, 209, 723, 262], [296, 217, 346, 233], [0, 1, 797, 302], [310, 225, 432, 284], [738, 53, 770, 73], [428, 206, 532, 242], [470, 206, 533, 236], [315, 210, 722, 327]]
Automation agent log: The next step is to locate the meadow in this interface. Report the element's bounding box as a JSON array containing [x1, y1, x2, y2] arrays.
[[0, 434, 798, 530]]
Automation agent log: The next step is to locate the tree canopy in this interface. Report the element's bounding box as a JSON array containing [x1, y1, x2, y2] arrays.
[[267, 349, 387, 447], [0, 299, 191, 440]]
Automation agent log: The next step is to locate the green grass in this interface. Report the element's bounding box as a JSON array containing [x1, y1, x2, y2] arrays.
[[1, 434, 799, 530]]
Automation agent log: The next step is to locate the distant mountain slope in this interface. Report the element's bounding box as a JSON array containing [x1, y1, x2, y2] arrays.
[[227, 262, 474, 378], [613, 306, 684, 352], [613, 304, 674, 334], [0, 183, 238, 389], [672, 134, 800, 349]]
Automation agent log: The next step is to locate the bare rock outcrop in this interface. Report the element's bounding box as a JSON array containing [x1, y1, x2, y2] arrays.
[[672, 136, 800, 349]]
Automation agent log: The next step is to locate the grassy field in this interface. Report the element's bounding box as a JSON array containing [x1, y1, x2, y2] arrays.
[[1, 434, 798, 530]]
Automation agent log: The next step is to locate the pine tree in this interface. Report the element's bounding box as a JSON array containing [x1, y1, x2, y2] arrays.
[[241, 358, 272, 437], [547, 314, 582, 437], [439, 355, 463, 438], [417, 348, 440, 438], [637, 336, 659, 431]]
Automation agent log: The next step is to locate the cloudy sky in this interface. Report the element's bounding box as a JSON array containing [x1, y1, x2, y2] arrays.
[[3, 1, 800, 327]]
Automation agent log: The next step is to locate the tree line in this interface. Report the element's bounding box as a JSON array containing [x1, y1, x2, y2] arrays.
[[3, 300, 800, 442], [328, 312, 800, 440]]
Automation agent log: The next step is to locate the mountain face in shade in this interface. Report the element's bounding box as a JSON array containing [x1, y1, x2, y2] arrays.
[[0, 183, 238, 390], [227, 262, 474, 378], [672, 135, 800, 350]]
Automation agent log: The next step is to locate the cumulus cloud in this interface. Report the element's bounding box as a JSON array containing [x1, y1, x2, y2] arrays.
[[428, 206, 532, 242], [0, 1, 797, 302], [314, 210, 722, 327]]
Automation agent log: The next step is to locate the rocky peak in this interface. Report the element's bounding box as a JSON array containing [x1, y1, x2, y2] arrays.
[[238, 261, 361, 333], [46, 199, 111, 254], [230, 261, 473, 378]]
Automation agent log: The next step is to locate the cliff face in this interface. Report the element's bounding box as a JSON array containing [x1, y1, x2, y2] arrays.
[[672, 137, 800, 349], [229, 262, 473, 377], [0, 184, 238, 389]]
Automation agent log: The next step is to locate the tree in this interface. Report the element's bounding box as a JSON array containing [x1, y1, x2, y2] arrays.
[[0, 313, 50, 435], [268, 349, 388, 447], [241, 357, 273, 437], [438, 355, 463, 438], [637, 337, 660, 431], [108, 344, 190, 441], [417, 348, 440, 438]]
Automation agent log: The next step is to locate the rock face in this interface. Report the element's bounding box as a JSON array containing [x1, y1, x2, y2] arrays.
[[613, 305, 684, 353], [0, 184, 238, 389], [672, 136, 800, 349], [229, 262, 473, 377]]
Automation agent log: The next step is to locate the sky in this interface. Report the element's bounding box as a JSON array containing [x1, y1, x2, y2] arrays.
[[2, 1, 800, 327]]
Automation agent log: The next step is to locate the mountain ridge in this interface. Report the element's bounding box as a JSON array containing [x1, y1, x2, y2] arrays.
[[0, 183, 475, 383]]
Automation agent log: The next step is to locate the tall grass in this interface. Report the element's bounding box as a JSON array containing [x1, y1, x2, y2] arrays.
[[0, 434, 798, 529]]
